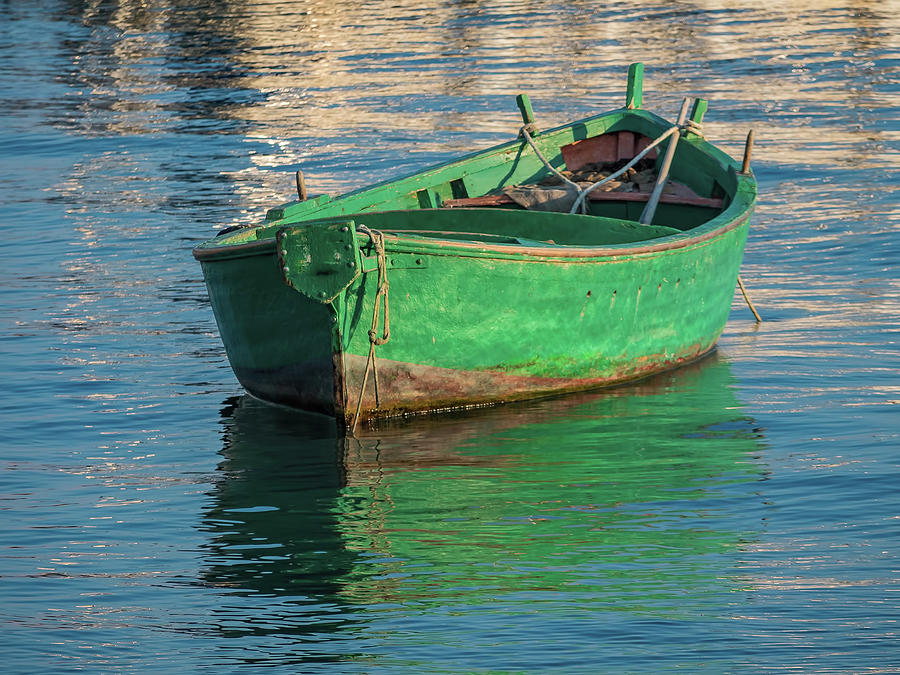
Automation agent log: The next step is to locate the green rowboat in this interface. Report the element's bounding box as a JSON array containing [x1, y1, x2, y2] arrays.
[[193, 64, 757, 428]]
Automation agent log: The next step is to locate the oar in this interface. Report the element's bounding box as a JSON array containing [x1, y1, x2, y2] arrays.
[[639, 97, 691, 225]]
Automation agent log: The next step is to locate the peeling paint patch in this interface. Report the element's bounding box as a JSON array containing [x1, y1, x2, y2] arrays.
[[340, 342, 714, 423]]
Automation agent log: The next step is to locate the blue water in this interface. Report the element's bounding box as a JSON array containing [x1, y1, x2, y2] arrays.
[[1, 1, 897, 672]]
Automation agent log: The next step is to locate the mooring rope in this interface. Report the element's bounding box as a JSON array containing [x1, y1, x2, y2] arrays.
[[737, 275, 762, 323], [351, 225, 390, 434], [518, 117, 703, 216]]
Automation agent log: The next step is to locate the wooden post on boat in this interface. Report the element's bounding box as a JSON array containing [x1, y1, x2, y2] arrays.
[[687, 98, 707, 138], [295, 170, 308, 201], [626, 63, 644, 109], [640, 97, 691, 225], [741, 130, 754, 174], [516, 93, 536, 131]]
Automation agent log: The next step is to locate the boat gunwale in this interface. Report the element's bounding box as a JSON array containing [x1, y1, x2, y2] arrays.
[[193, 203, 752, 263], [192, 106, 756, 264], [266, 107, 738, 220]]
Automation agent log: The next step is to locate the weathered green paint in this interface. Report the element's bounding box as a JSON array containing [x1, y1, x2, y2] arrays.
[[198, 250, 340, 415], [266, 193, 332, 222], [331, 215, 749, 423], [516, 93, 536, 127], [193, 65, 756, 427]]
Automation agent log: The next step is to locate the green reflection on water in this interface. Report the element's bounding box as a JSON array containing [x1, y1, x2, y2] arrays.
[[202, 354, 764, 623]]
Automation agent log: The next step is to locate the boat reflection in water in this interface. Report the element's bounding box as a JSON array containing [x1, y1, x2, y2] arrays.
[[200, 353, 764, 647]]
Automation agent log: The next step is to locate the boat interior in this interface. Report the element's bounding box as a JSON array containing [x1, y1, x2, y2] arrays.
[[346, 208, 685, 247], [229, 117, 743, 251]]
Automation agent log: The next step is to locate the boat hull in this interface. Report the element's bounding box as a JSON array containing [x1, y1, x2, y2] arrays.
[[195, 70, 758, 427], [198, 211, 749, 426], [200, 251, 342, 416]]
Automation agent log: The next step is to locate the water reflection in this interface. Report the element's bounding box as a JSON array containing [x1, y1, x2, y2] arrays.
[[2, 0, 896, 670], [201, 354, 765, 634], [38, 0, 898, 208]]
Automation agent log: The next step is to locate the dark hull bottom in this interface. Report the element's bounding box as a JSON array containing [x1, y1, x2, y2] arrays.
[[233, 341, 715, 426], [234, 356, 338, 417]]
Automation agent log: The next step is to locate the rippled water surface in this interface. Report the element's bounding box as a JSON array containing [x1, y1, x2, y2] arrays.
[[1, 1, 897, 672]]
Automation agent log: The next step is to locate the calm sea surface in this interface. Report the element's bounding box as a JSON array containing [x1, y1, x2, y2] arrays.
[[1, 1, 897, 672]]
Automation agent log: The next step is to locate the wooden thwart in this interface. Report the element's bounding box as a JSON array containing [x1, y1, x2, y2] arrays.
[[442, 188, 723, 210]]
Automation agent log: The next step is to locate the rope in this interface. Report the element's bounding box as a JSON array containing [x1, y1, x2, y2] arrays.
[[568, 126, 679, 215], [518, 118, 701, 216], [736, 275, 762, 323], [684, 119, 704, 138], [351, 225, 390, 434], [518, 124, 582, 196]]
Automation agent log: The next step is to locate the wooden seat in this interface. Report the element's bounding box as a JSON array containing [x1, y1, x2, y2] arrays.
[[442, 186, 723, 210]]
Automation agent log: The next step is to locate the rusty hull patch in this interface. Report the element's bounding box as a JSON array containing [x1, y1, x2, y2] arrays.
[[341, 342, 713, 426]]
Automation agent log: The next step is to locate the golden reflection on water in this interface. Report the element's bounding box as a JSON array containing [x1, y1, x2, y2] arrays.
[[60, 0, 899, 199]]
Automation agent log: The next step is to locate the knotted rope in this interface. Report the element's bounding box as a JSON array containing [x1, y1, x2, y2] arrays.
[[683, 118, 704, 138], [351, 225, 390, 434]]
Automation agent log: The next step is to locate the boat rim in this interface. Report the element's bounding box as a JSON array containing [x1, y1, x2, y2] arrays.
[[192, 105, 757, 264], [193, 197, 753, 263]]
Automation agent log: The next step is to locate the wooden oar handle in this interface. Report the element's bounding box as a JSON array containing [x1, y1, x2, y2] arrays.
[[295, 170, 308, 201], [741, 130, 754, 174]]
